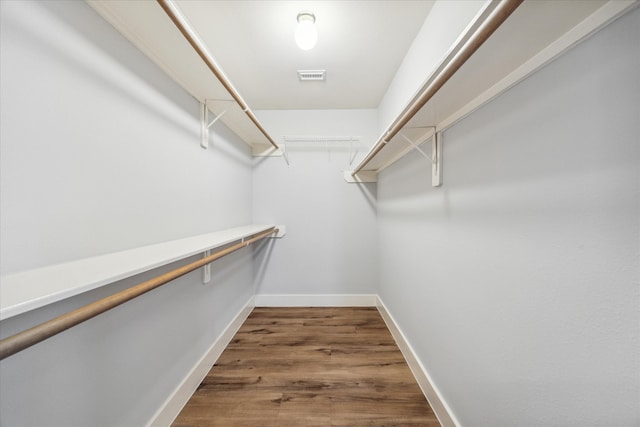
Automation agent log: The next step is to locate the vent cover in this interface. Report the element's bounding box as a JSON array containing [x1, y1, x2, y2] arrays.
[[297, 70, 326, 81]]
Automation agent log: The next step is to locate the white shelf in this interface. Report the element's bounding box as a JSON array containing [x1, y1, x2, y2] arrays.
[[0, 225, 277, 320], [86, 0, 277, 152], [350, 0, 637, 178]]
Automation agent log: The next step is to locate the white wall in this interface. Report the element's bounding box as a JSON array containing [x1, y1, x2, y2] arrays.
[[0, 1, 256, 425], [376, 0, 485, 135], [252, 109, 378, 299], [378, 7, 639, 427]]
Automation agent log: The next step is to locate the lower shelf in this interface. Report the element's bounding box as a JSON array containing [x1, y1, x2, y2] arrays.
[[0, 224, 280, 320]]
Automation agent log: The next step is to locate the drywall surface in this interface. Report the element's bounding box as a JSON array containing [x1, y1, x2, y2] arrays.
[[252, 109, 378, 297], [0, 1, 255, 425], [377, 7, 639, 427], [377, 0, 485, 135]]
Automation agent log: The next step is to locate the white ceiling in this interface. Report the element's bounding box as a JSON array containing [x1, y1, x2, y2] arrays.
[[174, 1, 435, 110]]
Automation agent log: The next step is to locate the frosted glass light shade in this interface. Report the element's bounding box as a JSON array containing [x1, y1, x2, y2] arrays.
[[295, 12, 317, 51]]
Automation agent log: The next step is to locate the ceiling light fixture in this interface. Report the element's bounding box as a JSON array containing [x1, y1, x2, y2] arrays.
[[295, 11, 317, 51]]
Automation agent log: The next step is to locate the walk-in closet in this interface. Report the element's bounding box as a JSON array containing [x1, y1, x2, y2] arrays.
[[1, 1, 638, 426]]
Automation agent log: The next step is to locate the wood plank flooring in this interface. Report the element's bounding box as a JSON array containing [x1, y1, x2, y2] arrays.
[[172, 307, 439, 426]]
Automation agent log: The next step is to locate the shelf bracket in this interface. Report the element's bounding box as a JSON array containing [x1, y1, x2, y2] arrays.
[[202, 249, 211, 284], [269, 225, 287, 238], [251, 143, 286, 159], [433, 132, 442, 187], [400, 128, 442, 187], [344, 170, 377, 183], [201, 100, 232, 149]]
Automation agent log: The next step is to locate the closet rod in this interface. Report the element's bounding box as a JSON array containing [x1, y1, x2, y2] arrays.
[[156, 0, 279, 150], [353, 0, 523, 176], [0, 227, 278, 360]]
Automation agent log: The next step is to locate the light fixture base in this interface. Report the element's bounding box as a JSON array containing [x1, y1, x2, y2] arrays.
[[295, 10, 318, 50], [297, 11, 315, 24]]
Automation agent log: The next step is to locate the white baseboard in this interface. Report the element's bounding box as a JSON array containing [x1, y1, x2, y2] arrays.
[[147, 296, 256, 427], [376, 296, 459, 427], [254, 294, 378, 307]]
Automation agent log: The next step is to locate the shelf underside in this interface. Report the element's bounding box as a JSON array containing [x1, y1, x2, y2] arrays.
[[87, 0, 274, 150], [87, 0, 636, 172], [357, 0, 632, 173]]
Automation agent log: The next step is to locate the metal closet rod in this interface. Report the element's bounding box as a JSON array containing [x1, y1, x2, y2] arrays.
[[0, 227, 278, 360], [156, 0, 279, 150], [353, 0, 523, 176]]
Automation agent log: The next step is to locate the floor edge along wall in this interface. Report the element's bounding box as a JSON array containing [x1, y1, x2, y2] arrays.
[[376, 298, 458, 427], [148, 296, 256, 427], [150, 294, 457, 427]]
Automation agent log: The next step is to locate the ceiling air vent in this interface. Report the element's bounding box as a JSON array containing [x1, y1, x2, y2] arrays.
[[297, 70, 326, 81]]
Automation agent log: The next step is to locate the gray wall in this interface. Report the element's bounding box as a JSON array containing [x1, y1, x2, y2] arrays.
[[2, 1, 639, 426], [378, 7, 639, 426], [252, 109, 378, 297], [0, 1, 256, 425]]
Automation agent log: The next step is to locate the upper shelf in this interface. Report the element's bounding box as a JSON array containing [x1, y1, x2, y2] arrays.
[[349, 0, 637, 179], [87, 0, 279, 153], [0, 225, 281, 320]]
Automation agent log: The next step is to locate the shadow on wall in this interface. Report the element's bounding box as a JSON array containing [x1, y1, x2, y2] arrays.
[[14, 0, 254, 165], [8, 1, 197, 137], [252, 237, 278, 294], [207, 125, 254, 168], [380, 21, 638, 205], [378, 42, 639, 221], [355, 181, 377, 215]]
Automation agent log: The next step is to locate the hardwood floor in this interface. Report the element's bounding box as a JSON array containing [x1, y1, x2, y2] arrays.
[[172, 307, 439, 426]]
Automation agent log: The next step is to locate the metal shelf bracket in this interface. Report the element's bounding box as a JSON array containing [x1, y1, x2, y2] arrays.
[[201, 100, 233, 149], [400, 128, 442, 187], [202, 249, 211, 284]]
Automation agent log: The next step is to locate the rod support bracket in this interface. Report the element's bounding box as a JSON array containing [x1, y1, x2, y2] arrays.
[[202, 250, 212, 284], [400, 128, 442, 187], [344, 170, 377, 183], [432, 132, 442, 187], [201, 100, 232, 149]]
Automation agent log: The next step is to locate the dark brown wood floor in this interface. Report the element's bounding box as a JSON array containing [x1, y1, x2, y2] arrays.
[[172, 307, 439, 426]]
